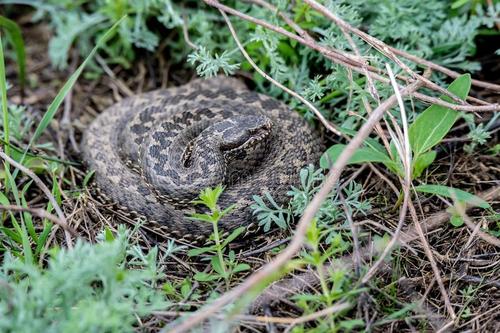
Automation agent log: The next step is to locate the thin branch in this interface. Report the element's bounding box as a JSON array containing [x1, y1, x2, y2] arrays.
[[301, 0, 500, 94], [407, 199, 456, 319], [456, 206, 500, 247], [0, 204, 76, 235]]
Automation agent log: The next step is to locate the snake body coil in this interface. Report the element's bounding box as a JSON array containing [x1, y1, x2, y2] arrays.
[[82, 77, 323, 240]]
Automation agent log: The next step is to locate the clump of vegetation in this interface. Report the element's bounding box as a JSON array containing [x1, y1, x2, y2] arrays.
[[187, 185, 250, 285], [0, 227, 169, 333], [252, 165, 370, 241]]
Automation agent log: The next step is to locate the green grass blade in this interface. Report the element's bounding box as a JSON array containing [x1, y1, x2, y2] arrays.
[[28, 16, 125, 149], [21, 182, 38, 243], [0, 32, 9, 157], [10, 16, 126, 180], [35, 221, 52, 258], [0, 16, 26, 94]]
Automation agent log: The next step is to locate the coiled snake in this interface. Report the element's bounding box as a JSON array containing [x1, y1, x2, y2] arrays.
[[82, 76, 323, 241]]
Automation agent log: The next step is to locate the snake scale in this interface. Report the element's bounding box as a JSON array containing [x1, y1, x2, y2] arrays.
[[82, 76, 323, 241]]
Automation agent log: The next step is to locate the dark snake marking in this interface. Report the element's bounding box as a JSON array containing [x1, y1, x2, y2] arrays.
[[82, 76, 323, 241]]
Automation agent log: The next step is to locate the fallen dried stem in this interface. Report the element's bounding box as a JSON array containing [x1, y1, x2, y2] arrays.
[[0, 204, 76, 235]]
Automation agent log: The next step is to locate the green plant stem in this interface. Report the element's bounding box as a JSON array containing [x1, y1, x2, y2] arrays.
[[316, 260, 336, 329], [316, 261, 330, 304], [212, 219, 229, 286]]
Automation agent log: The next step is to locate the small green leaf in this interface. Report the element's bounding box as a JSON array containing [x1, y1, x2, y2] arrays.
[[193, 185, 224, 211], [83, 170, 95, 188], [451, 0, 470, 9], [0, 191, 9, 205], [340, 319, 365, 330], [220, 203, 236, 218], [193, 272, 220, 282], [104, 227, 115, 242], [450, 215, 464, 227], [412, 150, 437, 178], [409, 74, 471, 157], [415, 184, 490, 209], [0, 227, 22, 244], [221, 226, 245, 248], [232, 263, 250, 273], [180, 280, 192, 298], [187, 213, 215, 223], [187, 246, 214, 257], [211, 256, 225, 276], [320, 144, 393, 169]]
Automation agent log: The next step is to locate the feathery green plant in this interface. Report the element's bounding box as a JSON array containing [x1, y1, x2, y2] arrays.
[[0, 227, 170, 333], [187, 185, 250, 286]]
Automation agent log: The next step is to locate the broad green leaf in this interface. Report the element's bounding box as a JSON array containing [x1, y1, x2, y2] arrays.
[[412, 150, 437, 178], [409, 74, 471, 157], [320, 144, 393, 169], [415, 184, 490, 209], [0, 16, 26, 93]]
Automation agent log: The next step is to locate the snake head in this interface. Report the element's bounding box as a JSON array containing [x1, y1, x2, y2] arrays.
[[219, 115, 273, 152]]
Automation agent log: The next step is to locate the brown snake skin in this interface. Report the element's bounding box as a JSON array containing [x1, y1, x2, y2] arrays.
[[82, 76, 323, 241]]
